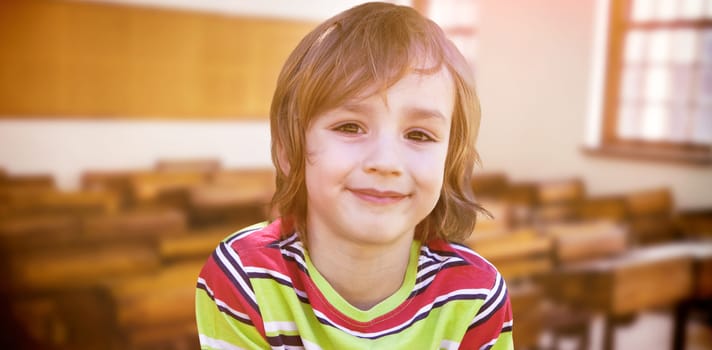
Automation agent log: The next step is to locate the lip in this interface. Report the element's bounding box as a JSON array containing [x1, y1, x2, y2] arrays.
[[348, 188, 409, 204]]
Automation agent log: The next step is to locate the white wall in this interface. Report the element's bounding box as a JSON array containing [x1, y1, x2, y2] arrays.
[[475, 0, 712, 210], [0, 119, 272, 188], [1, 0, 711, 209]]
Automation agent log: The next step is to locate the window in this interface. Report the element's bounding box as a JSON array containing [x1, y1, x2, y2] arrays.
[[593, 0, 712, 164]]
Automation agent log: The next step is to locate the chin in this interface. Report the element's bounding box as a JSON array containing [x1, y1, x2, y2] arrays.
[[351, 224, 415, 245]]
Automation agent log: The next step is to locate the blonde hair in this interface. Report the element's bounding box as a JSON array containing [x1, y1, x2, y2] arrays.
[[270, 2, 486, 242]]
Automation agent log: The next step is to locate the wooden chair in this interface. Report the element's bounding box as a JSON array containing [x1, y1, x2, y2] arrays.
[[158, 225, 234, 263], [471, 172, 509, 199], [2, 190, 120, 217], [676, 208, 712, 240], [6, 242, 161, 349], [105, 261, 204, 349], [534, 178, 586, 225], [471, 199, 512, 236], [155, 158, 221, 174], [466, 227, 553, 282], [210, 168, 276, 198], [187, 184, 270, 228], [541, 220, 629, 350], [0, 213, 82, 253], [578, 195, 628, 223], [545, 220, 628, 265], [509, 282, 545, 350], [80, 208, 187, 244], [624, 188, 679, 245], [81, 170, 135, 210], [0, 173, 55, 192], [502, 182, 538, 227], [7, 242, 160, 293], [128, 170, 208, 209], [0, 174, 57, 211], [188, 168, 276, 226], [8, 287, 124, 350], [9, 287, 124, 350]]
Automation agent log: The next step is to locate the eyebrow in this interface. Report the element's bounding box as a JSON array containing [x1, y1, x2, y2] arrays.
[[404, 106, 448, 122], [341, 102, 372, 115], [341, 102, 448, 122]]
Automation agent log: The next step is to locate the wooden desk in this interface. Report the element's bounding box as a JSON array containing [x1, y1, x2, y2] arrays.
[[104, 261, 204, 348], [545, 220, 628, 264], [466, 228, 553, 281], [668, 241, 712, 350], [554, 242, 712, 350]]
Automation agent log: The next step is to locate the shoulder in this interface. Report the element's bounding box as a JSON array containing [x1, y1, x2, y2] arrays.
[[198, 219, 297, 295], [422, 239, 501, 291], [222, 220, 281, 249], [205, 219, 292, 272]]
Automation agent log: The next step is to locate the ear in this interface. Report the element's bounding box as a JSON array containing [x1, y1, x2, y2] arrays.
[[276, 143, 291, 176]]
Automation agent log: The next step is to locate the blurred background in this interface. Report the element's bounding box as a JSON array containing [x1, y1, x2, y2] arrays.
[[0, 0, 710, 349]]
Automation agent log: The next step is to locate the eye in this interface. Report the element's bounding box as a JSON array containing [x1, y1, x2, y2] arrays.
[[333, 123, 364, 134], [406, 130, 436, 142]]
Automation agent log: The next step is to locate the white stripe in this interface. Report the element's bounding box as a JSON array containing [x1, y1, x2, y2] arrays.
[[302, 338, 323, 350], [413, 274, 437, 292], [440, 339, 460, 350], [264, 321, 298, 333], [279, 233, 300, 248], [422, 246, 465, 263], [313, 288, 489, 339], [199, 334, 245, 350], [479, 337, 498, 350], [216, 245, 258, 306], [295, 288, 308, 299], [214, 297, 252, 321], [242, 265, 308, 300], [282, 249, 308, 270], [245, 266, 293, 284], [416, 259, 442, 278], [413, 250, 467, 293], [197, 276, 209, 289], [471, 274, 505, 326], [284, 240, 311, 273], [413, 259, 469, 293], [225, 226, 262, 245], [502, 320, 513, 329], [198, 277, 252, 321], [451, 244, 497, 270]]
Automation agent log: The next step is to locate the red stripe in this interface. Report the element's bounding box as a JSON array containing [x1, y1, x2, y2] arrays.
[[206, 220, 509, 339], [200, 255, 266, 337]]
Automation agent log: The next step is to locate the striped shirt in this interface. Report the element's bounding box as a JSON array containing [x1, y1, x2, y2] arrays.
[[196, 220, 513, 350]]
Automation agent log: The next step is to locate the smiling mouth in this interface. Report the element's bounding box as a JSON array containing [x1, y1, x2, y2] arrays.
[[348, 188, 409, 204]]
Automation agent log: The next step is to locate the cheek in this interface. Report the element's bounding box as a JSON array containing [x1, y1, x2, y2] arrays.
[[408, 146, 449, 189]]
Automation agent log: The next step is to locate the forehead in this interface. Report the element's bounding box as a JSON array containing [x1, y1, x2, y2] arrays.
[[342, 66, 456, 119]]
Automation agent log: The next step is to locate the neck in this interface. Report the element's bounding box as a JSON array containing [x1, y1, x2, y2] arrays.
[[306, 234, 414, 311]]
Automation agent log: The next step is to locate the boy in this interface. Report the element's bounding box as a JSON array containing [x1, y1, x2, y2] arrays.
[[196, 2, 513, 349]]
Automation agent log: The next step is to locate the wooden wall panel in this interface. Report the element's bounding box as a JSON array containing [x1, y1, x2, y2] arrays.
[[0, 0, 316, 118]]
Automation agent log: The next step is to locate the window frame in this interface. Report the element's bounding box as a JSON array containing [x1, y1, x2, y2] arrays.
[[589, 0, 712, 165]]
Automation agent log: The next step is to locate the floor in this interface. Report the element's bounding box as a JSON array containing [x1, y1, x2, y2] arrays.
[[547, 311, 712, 350]]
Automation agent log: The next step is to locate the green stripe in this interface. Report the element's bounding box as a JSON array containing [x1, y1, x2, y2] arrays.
[[254, 276, 485, 349], [489, 330, 514, 350], [195, 288, 269, 348], [302, 240, 421, 322]]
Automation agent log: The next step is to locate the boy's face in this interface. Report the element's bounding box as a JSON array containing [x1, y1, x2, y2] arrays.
[[304, 67, 454, 247]]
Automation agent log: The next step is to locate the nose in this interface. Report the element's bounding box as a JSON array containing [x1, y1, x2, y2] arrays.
[[362, 132, 403, 176]]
